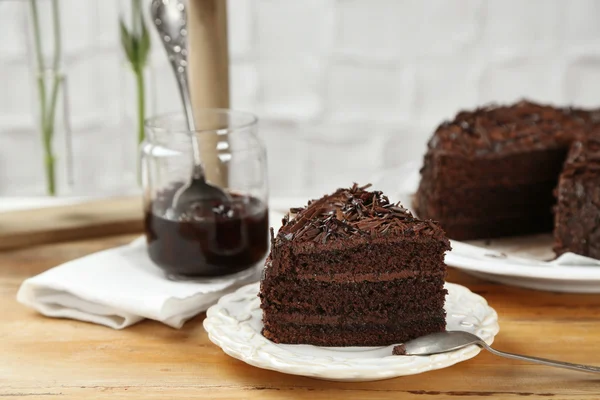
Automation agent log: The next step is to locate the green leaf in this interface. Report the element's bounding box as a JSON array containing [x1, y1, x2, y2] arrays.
[[120, 19, 136, 65], [138, 17, 151, 68]]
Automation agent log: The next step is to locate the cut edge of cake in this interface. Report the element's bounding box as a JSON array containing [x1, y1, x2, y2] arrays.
[[553, 136, 600, 259]]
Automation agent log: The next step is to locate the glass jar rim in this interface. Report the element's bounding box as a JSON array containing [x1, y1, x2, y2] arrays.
[[144, 109, 258, 135]]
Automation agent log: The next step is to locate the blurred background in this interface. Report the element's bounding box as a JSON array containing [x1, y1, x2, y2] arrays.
[[1, 0, 600, 198]]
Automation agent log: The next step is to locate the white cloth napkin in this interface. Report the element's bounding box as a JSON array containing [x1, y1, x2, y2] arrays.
[[17, 237, 262, 329]]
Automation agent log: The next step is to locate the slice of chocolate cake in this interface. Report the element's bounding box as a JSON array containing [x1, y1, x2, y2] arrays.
[[554, 136, 600, 259], [415, 100, 596, 241], [259, 184, 450, 347]]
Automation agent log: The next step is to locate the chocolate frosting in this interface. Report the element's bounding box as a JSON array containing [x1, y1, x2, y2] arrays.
[[428, 100, 600, 156], [272, 183, 448, 246]]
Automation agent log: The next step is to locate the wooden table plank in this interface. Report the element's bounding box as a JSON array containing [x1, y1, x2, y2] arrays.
[[0, 197, 142, 251], [1, 236, 599, 399]]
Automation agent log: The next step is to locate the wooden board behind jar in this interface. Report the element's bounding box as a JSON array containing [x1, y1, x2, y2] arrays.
[[0, 197, 143, 251]]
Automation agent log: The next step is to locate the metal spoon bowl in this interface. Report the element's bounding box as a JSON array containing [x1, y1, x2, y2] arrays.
[[401, 331, 600, 374], [150, 0, 230, 214]]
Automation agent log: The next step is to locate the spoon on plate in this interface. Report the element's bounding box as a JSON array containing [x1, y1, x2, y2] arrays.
[[400, 331, 600, 374], [150, 0, 230, 214]]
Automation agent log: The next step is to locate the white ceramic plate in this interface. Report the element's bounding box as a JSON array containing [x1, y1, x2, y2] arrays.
[[203, 282, 499, 382], [444, 241, 600, 293], [374, 162, 600, 294]]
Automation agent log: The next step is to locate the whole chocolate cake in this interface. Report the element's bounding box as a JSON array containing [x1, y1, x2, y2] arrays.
[[259, 184, 451, 347], [415, 100, 599, 244], [554, 135, 600, 259]]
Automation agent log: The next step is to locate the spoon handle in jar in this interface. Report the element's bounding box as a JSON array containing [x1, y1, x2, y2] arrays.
[[172, 70, 205, 179]]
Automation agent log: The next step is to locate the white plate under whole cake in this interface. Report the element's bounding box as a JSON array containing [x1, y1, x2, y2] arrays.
[[203, 282, 499, 382], [368, 161, 600, 293]]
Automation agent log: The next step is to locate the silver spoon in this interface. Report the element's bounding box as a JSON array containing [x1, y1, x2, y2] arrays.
[[401, 331, 600, 374], [150, 0, 230, 214]]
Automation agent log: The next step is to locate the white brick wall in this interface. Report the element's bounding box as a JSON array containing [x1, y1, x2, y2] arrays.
[[1, 0, 599, 197]]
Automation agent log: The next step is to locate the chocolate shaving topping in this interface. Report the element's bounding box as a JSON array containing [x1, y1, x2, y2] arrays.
[[428, 100, 600, 156], [275, 183, 445, 244]]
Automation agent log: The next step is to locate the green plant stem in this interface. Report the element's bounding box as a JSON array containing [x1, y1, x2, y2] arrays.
[[45, 74, 62, 143], [44, 147, 56, 195], [30, 0, 62, 196], [51, 0, 61, 70], [30, 0, 47, 129], [30, 1, 45, 70], [134, 67, 145, 185], [135, 67, 145, 145], [121, 0, 150, 185]]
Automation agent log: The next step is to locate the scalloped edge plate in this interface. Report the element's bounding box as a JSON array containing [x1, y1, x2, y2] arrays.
[[203, 282, 499, 382]]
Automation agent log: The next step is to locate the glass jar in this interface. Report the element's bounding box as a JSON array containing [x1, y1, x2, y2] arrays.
[[141, 109, 269, 278]]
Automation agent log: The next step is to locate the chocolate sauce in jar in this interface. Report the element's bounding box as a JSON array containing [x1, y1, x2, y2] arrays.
[[144, 188, 269, 278]]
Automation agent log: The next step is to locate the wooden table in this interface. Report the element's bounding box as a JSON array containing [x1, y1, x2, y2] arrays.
[[1, 235, 599, 399]]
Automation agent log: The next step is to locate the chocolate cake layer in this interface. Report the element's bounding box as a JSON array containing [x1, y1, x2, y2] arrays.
[[268, 241, 447, 276], [419, 181, 558, 240], [260, 184, 450, 346], [261, 275, 446, 315], [554, 136, 600, 259], [421, 148, 569, 188], [263, 308, 446, 325], [427, 181, 559, 219], [416, 101, 600, 241], [433, 216, 553, 242], [262, 318, 446, 346], [292, 269, 444, 283], [262, 290, 446, 318]]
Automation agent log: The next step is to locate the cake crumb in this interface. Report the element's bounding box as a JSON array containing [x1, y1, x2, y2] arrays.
[[392, 344, 406, 356]]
